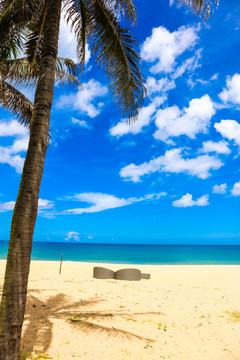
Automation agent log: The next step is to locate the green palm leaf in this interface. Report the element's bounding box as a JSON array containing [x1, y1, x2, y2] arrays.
[[114, 0, 137, 24], [0, 0, 41, 50], [63, 0, 89, 72], [88, 0, 146, 120], [177, 0, 219, 20], [55, 57, 81, 86], [0, 79, 33, 126], [0, 57, 38, 86], [0, 56, 80, 87]]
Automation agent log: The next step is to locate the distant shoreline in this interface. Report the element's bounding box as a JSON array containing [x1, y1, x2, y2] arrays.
[[1, 242, 240, 264]]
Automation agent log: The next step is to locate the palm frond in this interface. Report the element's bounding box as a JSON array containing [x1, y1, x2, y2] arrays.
[[88, 0, 146, 120], [113, 0, 137, 24], [63, 0, 89, 72], [0, 57, 38, 86], [55, 57, 81, 86], [0, 55, 80, 88], [0, 0, 42, 50], [176, 0, 219, 20], [25, 1, 49, 63], [55, 70, 81, 86], [0, 79, 33, 126], [0, 33, 25, 60]]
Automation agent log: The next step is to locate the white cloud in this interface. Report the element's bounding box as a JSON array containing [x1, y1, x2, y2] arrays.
[[211, 73, 219, 81], [71, 117, 92, 130], [146, 76, 175, 96], [172, 193, 209, 207], [199, 140, 230, 154], [172, 49, 202, 79], [109, 96, 164, 137], [0, 201, 15, 212], [56, 79, 108, 118], [58, 12, 90, 65], [65, 231, 80, 241], [231, 181, 240, 196], [120, 148, 223, 182], [0, 198, 53, 213], [0, 119, 28, 138], [219, 73, 240, 105], [0, 120, 29, 173], [154, 95, 215, 142], [214, 120, 240, 146], [64, 192, 166, 214], [141, 25, 199, 73], [38, 199, 54, 210], [212, 183, 227, 194]]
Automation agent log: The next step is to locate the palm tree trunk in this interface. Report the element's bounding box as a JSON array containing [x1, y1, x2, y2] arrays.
[[0, 1, 61, 359]]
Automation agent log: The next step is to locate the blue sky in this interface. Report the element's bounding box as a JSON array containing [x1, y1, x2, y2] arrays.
[[0, 0, 240, 244]]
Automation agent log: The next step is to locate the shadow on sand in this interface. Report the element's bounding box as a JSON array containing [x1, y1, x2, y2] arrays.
[[20, 291, 163, 358]]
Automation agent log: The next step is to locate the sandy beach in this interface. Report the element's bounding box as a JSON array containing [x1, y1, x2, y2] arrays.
[[0, 260, 240, 360]]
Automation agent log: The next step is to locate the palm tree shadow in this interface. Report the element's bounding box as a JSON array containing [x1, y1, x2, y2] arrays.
[[67, 310, 164, 343], [21, 292, 162, 357], [21, 292, 102, 355]]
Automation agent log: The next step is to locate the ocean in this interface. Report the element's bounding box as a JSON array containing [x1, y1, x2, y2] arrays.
[[0, 241, 240, 264]]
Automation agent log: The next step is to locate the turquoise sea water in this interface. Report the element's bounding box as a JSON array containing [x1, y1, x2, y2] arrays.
[[0, 241, 240, 264]]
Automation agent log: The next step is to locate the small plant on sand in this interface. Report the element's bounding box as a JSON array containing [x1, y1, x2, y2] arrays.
[[19, 353, 53, 360], [158, 322, 167, 330], [225, 310, 240, 322], [126, 317, 137, 322], [18, 351, 31, 360]]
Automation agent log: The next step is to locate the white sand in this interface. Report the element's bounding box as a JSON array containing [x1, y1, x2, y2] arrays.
[[0, 260, 240, 360]]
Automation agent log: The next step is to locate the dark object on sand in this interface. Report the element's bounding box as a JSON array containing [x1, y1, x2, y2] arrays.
[[114, 268, 141, 281], [93, 267, 150, 281], [93, 266, 115, 279], [141, 273, 151, 280]]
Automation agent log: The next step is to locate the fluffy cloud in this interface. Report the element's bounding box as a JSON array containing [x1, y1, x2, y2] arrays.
[[218, 74, 240, 105], [64, 192, 166, 214], [154, 95, 215, 142], [141, 25, 199, 73], [57, 79, 108, 118], [212, 183, 227, 194], [58, 12, 90, 65], [214, 120, 240, 146], [71, 117, 92, 130], [109, 97, 164, 137], [146, 77, 176, 96], [0, 120, 29, 173], [0, 201, 15, 212], [65, 231, 80, 241], [199, 140, 230, 154], [38, 199, 54, 210], [231, 181, 240, 196], [172, 193, 209, 207], [172, 49, 202, 79], [120, 148, 223, 182]]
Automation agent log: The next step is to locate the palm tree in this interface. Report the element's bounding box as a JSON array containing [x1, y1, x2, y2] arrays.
[[0, 0, 219, 359], [0, 40, 80, 127], [0, 0, 145, 359]]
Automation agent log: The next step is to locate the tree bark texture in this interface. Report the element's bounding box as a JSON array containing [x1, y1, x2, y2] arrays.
[[0, 1, 61, 359]]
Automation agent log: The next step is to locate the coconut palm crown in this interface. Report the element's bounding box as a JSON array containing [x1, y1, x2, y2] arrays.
[[0, 1, 146, 359], [0, 1, 219, 359]]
